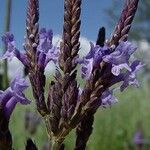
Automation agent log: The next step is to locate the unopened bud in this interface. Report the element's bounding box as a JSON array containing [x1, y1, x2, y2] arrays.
[[32, 43, 37, 48]]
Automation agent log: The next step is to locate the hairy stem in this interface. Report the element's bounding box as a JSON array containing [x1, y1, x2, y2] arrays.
[[25, 0, 48, 116], [75, 111, 95, 150], [47, 0, 82, 143], [51, 138, 64, 150]]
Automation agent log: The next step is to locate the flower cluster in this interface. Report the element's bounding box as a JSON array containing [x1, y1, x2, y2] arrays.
[[1, 28, 59, 70], [78, 41, 144, 107], [1, 32, 144, 110]]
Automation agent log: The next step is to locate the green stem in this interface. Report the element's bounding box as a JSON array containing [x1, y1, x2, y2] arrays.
[[2, 0, 12, 89], [51, 138, 64, 150]]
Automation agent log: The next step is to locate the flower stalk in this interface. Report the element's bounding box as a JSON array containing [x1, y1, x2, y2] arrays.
[[109, 0, 139, 46], [46, 0, 82, 146], [25, 0, 48, 116], [74, 0, 140, 149]]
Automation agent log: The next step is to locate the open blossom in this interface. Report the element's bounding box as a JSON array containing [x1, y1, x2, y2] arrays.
[[78, 40, 144, 109], [101, 89, 118, 108], [78, 42, 109, 79], [0, 74, 31, 119], [120, 60, 145, 91], [37, 28, 59, 69], [103, 41, 137, 76], [1, 33, 16, 60]]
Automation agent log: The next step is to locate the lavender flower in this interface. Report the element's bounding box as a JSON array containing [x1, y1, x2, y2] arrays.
[[101, 89, 118, 108], [1, 32, 29, 66], [1, 32, 16, 60], [79, 41, 137, 79], [0, 74, 31, 119], [120, 60, 145, 91], [37, 28, 59, 69], [79, 42, 109, 79], [103, 41, 137, 76]]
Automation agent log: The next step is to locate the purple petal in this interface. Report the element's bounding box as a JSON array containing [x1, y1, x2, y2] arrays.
[[131, 60, 145, 73], [101, 89, 118, 107], [4, 95, 31, 119], [111, 63, 131, 76], [4, 97, 18, 118], [103, 41, 137, 76], [38, 51, 46, 68], [1, 33, 16, 60], [85, 42, 95, 59], [38, 28, 53, 53], [1, 33, 28, 66], [45, 46, 59, 65], [15, 93, 31, 105], [37, 29, 59, 68], [120, 60, 144, 91], [111, 65, 121, 76], [10, 72, 29, 93], [2, 51, 14, 61], [2, 32, 14, 45], [0, 88, 13, 106], [79, 42, 109, 79], [81, 58, 93, 79], [14, 49, 29, 66]]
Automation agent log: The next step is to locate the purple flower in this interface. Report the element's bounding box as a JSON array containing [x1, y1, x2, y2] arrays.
[[1, 32, 29, 66], [0, 74, 31, 119], [133, 131, 145, 145], [38, 28, 53, 52], [79, 42, 109, 79], [101, 89, 118, 108], [37, 28, 59, 69], [1, 33, 16, 60], [120, 60, 145, 91], [103, 41, 137, 76], [80, 58, 93, 79]]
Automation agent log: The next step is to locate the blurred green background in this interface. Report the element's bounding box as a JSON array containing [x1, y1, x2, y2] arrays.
[[10, 81, 150, 150]]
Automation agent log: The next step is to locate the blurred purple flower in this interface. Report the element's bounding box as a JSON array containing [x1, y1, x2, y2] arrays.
[[133, 131, 144, 145], [37, 28, 59, 69], [24, 110, 41, 135], [103, 41, 137, 76], [0, 74, 31, 119], [101, 89, 118, 108], [120, 60, 145, 91]]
